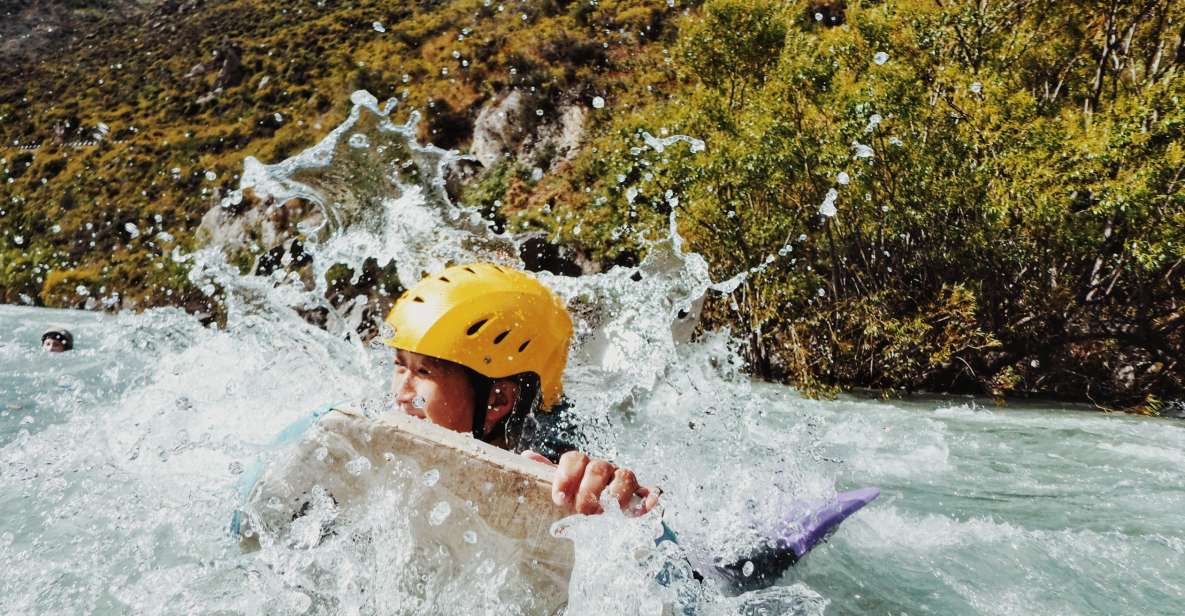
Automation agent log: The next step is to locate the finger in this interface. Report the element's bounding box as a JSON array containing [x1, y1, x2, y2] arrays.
[[606, 468, 639, 512], [553, 451, 589, 507], [520, 450, 555, 467], [637, 486, 662, 515], [575, 460, 616, 515]]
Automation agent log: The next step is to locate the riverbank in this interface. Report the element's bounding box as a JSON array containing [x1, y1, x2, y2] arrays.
[[2, 0, 1182, 410]]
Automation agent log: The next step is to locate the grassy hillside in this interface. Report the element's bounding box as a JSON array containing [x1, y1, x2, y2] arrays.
[[2, 0, 1183, 410]]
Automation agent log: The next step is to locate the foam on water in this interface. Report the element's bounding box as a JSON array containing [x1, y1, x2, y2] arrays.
[[2, 91, 1184, 614]]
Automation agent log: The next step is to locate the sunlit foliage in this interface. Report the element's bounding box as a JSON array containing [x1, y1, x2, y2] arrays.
[[2, 0, 1182, 408]]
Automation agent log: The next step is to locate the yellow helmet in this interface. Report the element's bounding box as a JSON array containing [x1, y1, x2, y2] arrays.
[[384, 263, 573, 407]]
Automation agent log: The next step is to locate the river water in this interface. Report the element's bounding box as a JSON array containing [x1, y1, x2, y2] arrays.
[[2, 92, 1183, 615]]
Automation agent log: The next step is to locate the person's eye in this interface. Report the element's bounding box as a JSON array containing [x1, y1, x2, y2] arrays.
[[417, 367, 431, 376]]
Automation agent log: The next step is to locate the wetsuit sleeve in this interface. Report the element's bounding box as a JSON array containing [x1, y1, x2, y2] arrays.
[[508, 401, 581, 463]]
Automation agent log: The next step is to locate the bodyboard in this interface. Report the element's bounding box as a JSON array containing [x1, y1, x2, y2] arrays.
[[238, 408, 574, 610]]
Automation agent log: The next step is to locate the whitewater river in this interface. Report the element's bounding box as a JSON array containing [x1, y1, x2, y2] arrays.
[[3, 92, 1183, 614], [3, 303, 1183, 615]]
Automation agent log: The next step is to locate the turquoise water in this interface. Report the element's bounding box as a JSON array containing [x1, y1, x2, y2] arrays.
[[3, 304, 1183, 614]]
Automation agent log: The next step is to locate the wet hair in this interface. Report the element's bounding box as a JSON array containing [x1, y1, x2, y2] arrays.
[[463, 367, 541, 442]]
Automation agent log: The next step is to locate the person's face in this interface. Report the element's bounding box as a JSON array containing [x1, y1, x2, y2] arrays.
[[391, 349, 477, 433], [42, 338, 66, 353]]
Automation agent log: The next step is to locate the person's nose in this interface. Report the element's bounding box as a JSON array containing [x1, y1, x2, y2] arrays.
[[393, 373, 415, 403]]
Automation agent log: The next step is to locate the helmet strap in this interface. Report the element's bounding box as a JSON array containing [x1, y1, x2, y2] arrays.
[[464, 368, 494, 441]]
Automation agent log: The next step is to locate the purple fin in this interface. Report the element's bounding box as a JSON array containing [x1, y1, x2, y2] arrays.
[[704, 487, 880, 591], [781, 487, 880, 558]]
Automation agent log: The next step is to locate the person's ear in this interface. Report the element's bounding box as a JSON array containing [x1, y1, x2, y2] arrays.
[[484, 379, 520, 433]]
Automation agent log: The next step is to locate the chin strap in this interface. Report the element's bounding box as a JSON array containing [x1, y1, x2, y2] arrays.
[[472, 402, 490, 441]]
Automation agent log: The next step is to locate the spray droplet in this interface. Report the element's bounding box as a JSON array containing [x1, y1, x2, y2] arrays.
[[463, 530, 478, 544], [346, 457, 371, 476], [372, 21, 386, 32], [742, 560, 755, 577], [204, 170, 217, 181], [819, 188, 838, 217], [423, 468, 440, 486], [348, 133, 370, 149], [837, 171, 850, 185], [874, 51, 889, 65], [592, 96, 605, 109], [429, 501, 451, 526], [852, 141, 874, 159], [412, 395, 427, 409]]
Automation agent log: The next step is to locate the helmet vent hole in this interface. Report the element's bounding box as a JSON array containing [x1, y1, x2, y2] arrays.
[[518, 340, 531, 352], [467, 319, 488, 336], [463, 267, 476, 274], [492, 265, 505, 273], [439, 276, 450, 283], [413, 296, 425, 303], [494, 330, 510, 344]]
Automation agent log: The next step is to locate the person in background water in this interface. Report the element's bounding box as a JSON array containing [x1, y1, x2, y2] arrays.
[[384, 262, 659, 515], [41, 327, 73, 353]]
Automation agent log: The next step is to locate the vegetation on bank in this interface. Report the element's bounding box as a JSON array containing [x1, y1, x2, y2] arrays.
[[1, 0, 1182, 410]]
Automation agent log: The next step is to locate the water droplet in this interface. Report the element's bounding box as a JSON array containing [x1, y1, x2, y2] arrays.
[[463, 530, 478, 544], [429, 501, 451, 525], [874, 51, 889, 65], [204, 170, 217, 181], [592, 96, 605, 109], [742, 560, 754, 576], [346, 457, 371, 476], [819, 188, 838, 217], [348, 133, 370, 149], [971, 82, 982, 94], [852, 141, 874, 159], [531, 167, 544, 182], [412, 395, 427, 409], [124, 222, 140, 238], [837, 171, 850, 185], [372, 21, 386, 32], [423, 468, 440, 486]]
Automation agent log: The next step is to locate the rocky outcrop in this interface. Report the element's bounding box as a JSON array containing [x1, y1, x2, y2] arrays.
[[196, 192, 322, 275], [0, 1, 164, 64], [470, 91, 587, 172]]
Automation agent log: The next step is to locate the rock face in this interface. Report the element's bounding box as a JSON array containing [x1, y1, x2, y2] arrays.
[[470, 91, 587, 171], [196, 193, 322, 275], [470, 91, 529, 168], [0, 1, 163, 64]]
